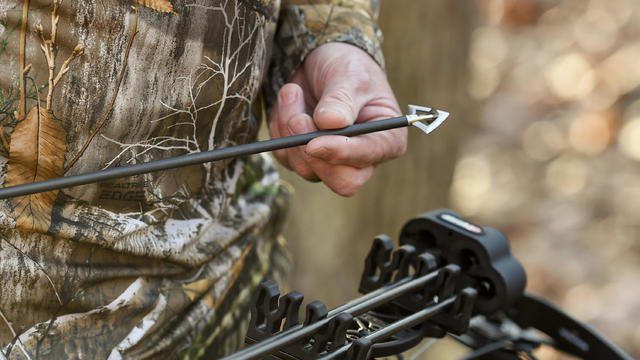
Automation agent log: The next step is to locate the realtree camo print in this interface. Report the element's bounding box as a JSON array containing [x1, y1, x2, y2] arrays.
[[0, 0, 383, 359]]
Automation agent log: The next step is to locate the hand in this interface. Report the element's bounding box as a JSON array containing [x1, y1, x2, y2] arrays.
[[269, 42, 406, 196]]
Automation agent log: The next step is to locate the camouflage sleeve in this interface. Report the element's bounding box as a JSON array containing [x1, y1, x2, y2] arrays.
[[265, 0, 385, 105]]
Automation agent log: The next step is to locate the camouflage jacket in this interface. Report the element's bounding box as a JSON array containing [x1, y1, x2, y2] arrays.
[[0, 0, 383, 359]]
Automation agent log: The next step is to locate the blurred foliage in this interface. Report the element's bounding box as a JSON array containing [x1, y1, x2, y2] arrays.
[[449, 0, 640, 357]]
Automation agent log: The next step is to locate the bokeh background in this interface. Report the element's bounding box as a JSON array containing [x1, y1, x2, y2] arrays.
[[275, 0, 640, 358]]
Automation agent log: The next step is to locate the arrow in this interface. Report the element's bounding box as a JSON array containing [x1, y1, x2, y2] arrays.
[[0, 107, 449, 199]]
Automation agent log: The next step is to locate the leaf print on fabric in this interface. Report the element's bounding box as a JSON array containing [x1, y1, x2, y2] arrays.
[[6, 106, 66, 232], [3, 0, 82, 232], [134, 0, 176, 14], [183, 278, 216, 307]]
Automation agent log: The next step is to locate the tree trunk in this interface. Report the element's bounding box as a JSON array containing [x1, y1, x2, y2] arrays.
[[281, 1, 476, 307]]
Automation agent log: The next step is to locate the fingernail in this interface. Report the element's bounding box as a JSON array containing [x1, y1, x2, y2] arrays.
[[317, 107, 350, 126], [308, 146, 330, 160], [318, 107, 346, 118], [288, 116, 312, 135]]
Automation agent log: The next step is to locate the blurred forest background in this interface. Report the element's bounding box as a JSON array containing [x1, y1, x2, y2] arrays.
[[275, 0, 640, 358]]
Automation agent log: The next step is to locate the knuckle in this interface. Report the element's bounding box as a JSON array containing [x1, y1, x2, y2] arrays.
[[392, 130, 408, 158], [395, 142, 408, 158], [335, 174, 368, 197], [279, 117, 291, 136], [380, 130, 407, 161], [341, 180, 365, 197], [384, 139, 406, 161], [297, 167, 317, 181], [335, 185, 358, 197], [278, 83, 298, 101], [331, 147, 352, 165]]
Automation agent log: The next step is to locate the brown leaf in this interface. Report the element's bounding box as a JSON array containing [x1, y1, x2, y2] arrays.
[[6, 107, 67, 232], [133, 0, 177, 14]]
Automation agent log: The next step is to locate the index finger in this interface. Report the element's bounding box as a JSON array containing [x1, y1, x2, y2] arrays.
[[305, 126, 407, 168]]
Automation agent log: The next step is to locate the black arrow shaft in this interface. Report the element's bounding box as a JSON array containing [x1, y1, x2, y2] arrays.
[[0, 116, 410, 199]]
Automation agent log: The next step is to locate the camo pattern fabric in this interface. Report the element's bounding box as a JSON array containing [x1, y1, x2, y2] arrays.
[[0, 0, 383, 359], [265, 0, 384, 105]]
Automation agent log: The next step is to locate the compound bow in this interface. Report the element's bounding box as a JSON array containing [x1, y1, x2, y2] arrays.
[[222, 209, 634, 360]]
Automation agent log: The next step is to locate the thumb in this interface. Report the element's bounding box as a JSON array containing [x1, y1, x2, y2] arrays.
[[313, 72, 370, 130]]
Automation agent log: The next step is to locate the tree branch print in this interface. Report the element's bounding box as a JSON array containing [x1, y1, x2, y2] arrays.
[[103, 0, 267, 198]]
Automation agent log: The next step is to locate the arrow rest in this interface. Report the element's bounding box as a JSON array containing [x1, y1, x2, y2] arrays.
[[226, 209, 633, 360]]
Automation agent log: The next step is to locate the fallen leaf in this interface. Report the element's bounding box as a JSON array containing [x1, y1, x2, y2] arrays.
[[6, 107, 67, 232]]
